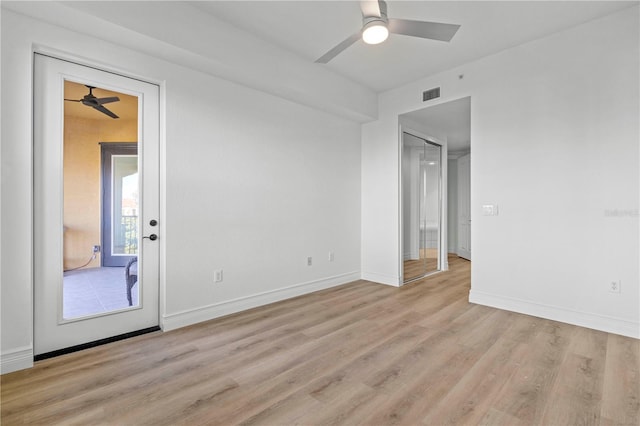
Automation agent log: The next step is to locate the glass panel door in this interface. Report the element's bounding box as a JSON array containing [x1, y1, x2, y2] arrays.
[[402, 133, 427, 281], [402, 132, 442, 283], [423, 141, 441, 274], [61, 82, 140, 319], [34, 54, 159, 356]]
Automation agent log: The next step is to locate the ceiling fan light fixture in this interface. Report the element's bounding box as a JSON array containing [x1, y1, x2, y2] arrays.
[[362, 20, 389, 45], [314, 0, 460, 64]]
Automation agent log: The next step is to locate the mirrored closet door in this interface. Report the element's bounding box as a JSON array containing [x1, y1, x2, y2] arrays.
[[402, 132, 442, 282]]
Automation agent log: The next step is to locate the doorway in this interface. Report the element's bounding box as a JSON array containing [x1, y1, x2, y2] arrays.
[[399, 96, 471, 283], [401, 96, 471, 258], [33, 54, 161, 357]]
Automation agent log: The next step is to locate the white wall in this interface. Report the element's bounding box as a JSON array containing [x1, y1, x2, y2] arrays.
[[2, 1, 376, 123], [1, 10, 361, 373], [362, 7, 639, 338]]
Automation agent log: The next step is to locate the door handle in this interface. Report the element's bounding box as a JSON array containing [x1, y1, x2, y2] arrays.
[[143, 234, 158, 241]]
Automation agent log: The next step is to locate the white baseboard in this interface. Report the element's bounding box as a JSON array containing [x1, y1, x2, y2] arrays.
[[469, 289, 640, 339], [361, 271, 400, 287], [1, 346, 33, 374], [161, 271, 360, 332]]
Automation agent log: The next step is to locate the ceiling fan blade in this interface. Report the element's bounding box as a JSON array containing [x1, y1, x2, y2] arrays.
[[96, 96, 120, 105], [360, 0, 383, 18], [388, 18, 460, 42], [93, 105, 119, 119], [64, 99, 81, 102], [315, 31, 362, 64]]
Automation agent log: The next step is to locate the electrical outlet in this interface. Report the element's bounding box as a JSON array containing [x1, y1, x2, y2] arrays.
[[329, 252, 334, 262], [93, 245, 101, 253], [307, 257, 312, 266], [609, 280, 621, 293], [214, 269, 223, 283]]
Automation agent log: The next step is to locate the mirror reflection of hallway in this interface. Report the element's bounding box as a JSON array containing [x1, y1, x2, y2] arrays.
[[402, 132, 442, 282]]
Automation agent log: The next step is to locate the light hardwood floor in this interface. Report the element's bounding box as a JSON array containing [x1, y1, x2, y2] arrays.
[[403, 248, 438, 281], [2, 256, 639, 425]]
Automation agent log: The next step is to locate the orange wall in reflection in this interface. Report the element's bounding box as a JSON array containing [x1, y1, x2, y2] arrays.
[[63, 116, 137, 269]]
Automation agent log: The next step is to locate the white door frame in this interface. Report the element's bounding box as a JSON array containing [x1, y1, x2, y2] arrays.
[[457, 153, 472, 260], [32, 50, 166, 356]]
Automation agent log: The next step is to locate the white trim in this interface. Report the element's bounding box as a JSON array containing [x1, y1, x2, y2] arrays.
[[161, 271, 360, 331], [158, 82, 168, 331], [361, 271, 400, 287], [456, 153, 471, 261], [1, 346, 34, 374], [469, 289, 640, 339], [33, 45, 165, 88]]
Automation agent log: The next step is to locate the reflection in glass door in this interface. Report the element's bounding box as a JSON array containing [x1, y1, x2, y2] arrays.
[[60, 81, 140, 320], [102, 144, 139, 267], [402, 132, 442, 283], [423, 142, 442, 273]]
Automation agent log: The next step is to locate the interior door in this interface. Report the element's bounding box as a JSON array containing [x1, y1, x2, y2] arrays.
[[33, 54, 160, 356], [457, 153, 471, 260]]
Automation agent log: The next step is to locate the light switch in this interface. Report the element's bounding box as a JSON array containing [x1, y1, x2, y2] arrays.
[[482, 204, 498, 216]]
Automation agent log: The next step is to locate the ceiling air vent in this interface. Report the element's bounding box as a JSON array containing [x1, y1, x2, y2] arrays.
[[423, 87, 440, 102]]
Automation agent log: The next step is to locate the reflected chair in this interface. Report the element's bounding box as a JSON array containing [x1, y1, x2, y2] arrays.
[[125, 257, 138, 306]]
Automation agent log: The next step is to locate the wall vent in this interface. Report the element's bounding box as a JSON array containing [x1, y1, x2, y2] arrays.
[[423, 87, 441, 102]]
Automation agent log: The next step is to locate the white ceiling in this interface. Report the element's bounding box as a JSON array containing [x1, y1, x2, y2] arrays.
[[8, 1, 634, 124], [190, 1, 636, 92], [403, 96, 471, 152]]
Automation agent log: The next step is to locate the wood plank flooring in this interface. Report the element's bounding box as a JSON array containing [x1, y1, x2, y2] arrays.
[[2, 256, 639, 425], [403, 248, 438, 281]]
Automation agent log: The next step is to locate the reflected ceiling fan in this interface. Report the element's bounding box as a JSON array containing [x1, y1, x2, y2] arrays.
[[64, 85, 120, 119], [316, 0, 461, 63]]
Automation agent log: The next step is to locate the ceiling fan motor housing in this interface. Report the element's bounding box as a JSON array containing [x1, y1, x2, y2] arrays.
[[362, 0, 388, 26], [363, 15, 388, 28]]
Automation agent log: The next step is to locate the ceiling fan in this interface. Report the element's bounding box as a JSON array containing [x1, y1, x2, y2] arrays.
[[64, 85, 120, 119], [316, 0, 461, 64]]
